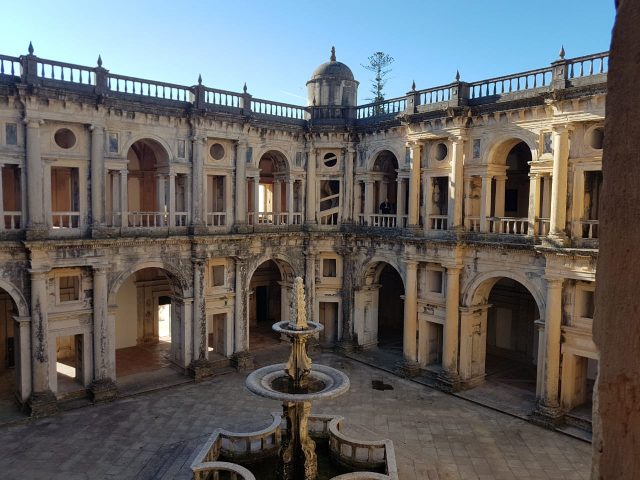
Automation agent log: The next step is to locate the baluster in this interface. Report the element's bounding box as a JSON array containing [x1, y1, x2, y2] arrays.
[[60, 66, 64, 81]]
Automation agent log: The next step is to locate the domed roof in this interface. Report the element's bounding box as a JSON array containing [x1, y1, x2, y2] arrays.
[[310, 47, 354, 81]]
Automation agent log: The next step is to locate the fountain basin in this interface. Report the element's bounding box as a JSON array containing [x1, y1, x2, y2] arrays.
[[273, 320, 324, 336], [246, 363, 350, 403]]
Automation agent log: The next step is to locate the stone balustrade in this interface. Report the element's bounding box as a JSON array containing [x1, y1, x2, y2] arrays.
[[51, 211, 81, 229], [488, 217, 529, 235], [429, 214, 448, 231], [192, 462, 257, 480], [2, 212, 22, 230], [206, 212, 227, 227], [579, 219, 599, 239]]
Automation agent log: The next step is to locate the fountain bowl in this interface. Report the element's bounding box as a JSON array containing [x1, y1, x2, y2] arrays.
[[246, 363, 350, 403], [273, 320, 324, 336]]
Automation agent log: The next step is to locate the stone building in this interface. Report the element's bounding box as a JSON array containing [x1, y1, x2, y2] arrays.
[[0, 44, 605, 432]]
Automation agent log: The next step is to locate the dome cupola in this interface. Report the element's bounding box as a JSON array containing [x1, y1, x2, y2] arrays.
[[306, 47, 358, 108]]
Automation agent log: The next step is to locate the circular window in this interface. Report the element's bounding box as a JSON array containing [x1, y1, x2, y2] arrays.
[[588, 127, 604, 150], [210, 143, 225, 160], [323, 152, 338, 168], [54, 128, 76, 149], [434, 143, 448, 161]]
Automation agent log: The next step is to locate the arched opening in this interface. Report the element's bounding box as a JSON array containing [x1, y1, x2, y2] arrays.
[[252, 151, 300, 225], [485, 278, 540, 395], [377, 264, 405, 352], [114, 267, 184, 386], [0, 289, 18, 403], [368, 151, 401, 227], [248, 260, 291, 350], [126, 139, 187, 227], [490, 141, 532, 234]]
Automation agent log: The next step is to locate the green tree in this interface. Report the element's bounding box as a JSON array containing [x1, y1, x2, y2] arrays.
[[362, 52, 395, 114]]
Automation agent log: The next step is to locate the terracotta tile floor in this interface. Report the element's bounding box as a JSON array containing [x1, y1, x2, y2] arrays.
[[116, 341, 173, 378]]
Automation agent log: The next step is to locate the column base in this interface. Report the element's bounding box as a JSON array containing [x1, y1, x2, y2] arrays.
[[190, 224, 210, 235], [530, 401, 564, 429], [231, 351, 255, 371], [89, 378, 118, 403], [436, 371, 462, 393], [406, 224, 422, 235], [336, 338, 356, 354], [189, 358, 215, 382], [27, 390, 58, 417], [232, 223, 252, 234], [459, 373, 486, 390], [396, 359, 421, 378], [542, 233, 570, 248]]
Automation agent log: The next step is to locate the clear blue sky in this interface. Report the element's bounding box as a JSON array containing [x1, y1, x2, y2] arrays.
[[2, 0, 615, 105]]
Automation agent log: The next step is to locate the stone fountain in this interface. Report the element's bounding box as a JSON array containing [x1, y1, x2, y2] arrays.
[[191, 276, 397, 480], [246, 277, 350, 479]]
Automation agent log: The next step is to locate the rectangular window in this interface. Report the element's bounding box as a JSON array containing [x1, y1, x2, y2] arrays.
[[212, 265, 225, 287], [543, 132, 553, 154], [472, 139, 481, 158], [577, 289, 595, 319], [177, 139, 186, 158], [322, 259, 337, 277], [5, 123, 17, 145], [428, 270, 443, 294], [59, 276, 80, 302]]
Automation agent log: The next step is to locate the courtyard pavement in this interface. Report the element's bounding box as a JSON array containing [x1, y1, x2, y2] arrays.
[[0, 352, 591, 480]]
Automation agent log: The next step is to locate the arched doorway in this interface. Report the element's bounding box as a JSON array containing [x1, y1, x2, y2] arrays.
[[357, 261, 405, 353], [485, 278, 540, 393], [113, 267, 184, 384], [369, 151, 401, 226], [248, 259, 294, 350], [0, 289, 18, 403]]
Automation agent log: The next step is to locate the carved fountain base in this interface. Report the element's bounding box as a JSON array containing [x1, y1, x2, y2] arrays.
[[278, 401, 317, 480]]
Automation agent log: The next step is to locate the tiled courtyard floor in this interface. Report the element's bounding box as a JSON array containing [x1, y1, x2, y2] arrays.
[[0, 353, 591, 480]]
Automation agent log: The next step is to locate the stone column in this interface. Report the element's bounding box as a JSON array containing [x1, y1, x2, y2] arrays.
[[273, 179, 282, 223], [494, 176, 506, 219], [20, 166, 27, 228], [399, 260, 420, 376], [396, 178, 406, 227], [542, 175, 552, 219], [168, 172, 176, 228], [253, 176, 260, 221], [538, 277, 564, 418], [548, 126, 570, 243], [224, 174, 233, 227], [189, 259, 212, 380], [0, 164, 4, 228], [119, 169, 128, 227], [191, 136, 204, 227], [286, 179, 295, 223], [89, 266, 116, 402], [354, 181, 362, 222], [479, 175, 492, 232], [25, 119, 45, 231], [233, 257, 253, 370], [342, 147, 355, 223], [234, 141, 247, 226], [439, 266, 461, 389], [28, 269, 57, 415], [448, 137, 465, 229], [408, 143, 422, 228], [337, 246, 355, 352], [90, 125, 105, 226], [424, 176, 433, 232], [43, 159, 53, 228], [157, 174, 166, 216], [364, 180, 374, 221], [14, 316, 32, 404], [528, 173, 541, 235], [305, 149, 317, 224], [463, 177, 472, 229]]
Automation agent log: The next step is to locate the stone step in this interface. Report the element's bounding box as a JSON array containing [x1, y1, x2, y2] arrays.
[[564, 412, 593, 433]]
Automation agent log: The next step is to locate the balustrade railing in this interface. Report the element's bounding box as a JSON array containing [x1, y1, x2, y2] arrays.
[[356, 96, 407, 119], [2, 212, 22, 230], [108, 74, 191, 101], [0, 54, 20, 78], [419, 85, 452, 105], [248, 211, 302, 226], [369, 214, 398, 228], [251, 98, 307, 119], [465, 216, 481, 232], [537, 218, 551, 236], [568, 52, 608, 79], [127, 211, 168, 228], [468, 66, 553, 100], [51, 211, 81, 229], [206, 212, 227, 227], [204, 88, 242, 108], [580, 219, 599, 239], [174, 212, 189, 227], [489, 217, 529, 235], [37, 58, 95, 86], [428, 214, 448, 231]]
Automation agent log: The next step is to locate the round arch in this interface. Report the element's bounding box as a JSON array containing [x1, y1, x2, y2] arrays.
[[482, 132, 538, 166], [247, 255, 298, 283], [0, 279, 28, 317], [359, 258, 405, 288], [254, 148, 292, 173], [108, 260, 188, 305], [366, 146, 403, 172], [122, 134, 173, 163], [462, 270, 545, 316]]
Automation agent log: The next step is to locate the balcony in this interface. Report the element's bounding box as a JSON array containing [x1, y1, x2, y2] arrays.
[[248, 212, 303, 228], [357, 214, 407, 229]]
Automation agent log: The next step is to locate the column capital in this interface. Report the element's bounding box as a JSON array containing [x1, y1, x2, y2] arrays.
[[448, 133, 468, 143], [13, 315, 31, 324], [91, 265, 110, 274], [119, 168, 128, 176], [403, 258, 419, 268], [443, 265, 463, 274], [544, 275, 565, 286], [551, 124, 573, 134], [29, 268, 50, 278], [23, 118, 44, 127], [89, 124, 105, 133]]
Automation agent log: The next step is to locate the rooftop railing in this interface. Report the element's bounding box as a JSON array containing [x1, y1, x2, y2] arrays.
[[0, 43, 608, 125]]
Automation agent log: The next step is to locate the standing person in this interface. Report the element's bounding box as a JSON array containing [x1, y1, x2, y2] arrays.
[[379, 198, 392, 214]]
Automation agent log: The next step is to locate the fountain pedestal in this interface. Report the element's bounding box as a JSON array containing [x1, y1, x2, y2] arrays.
[[278, 401, 317, 480]]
